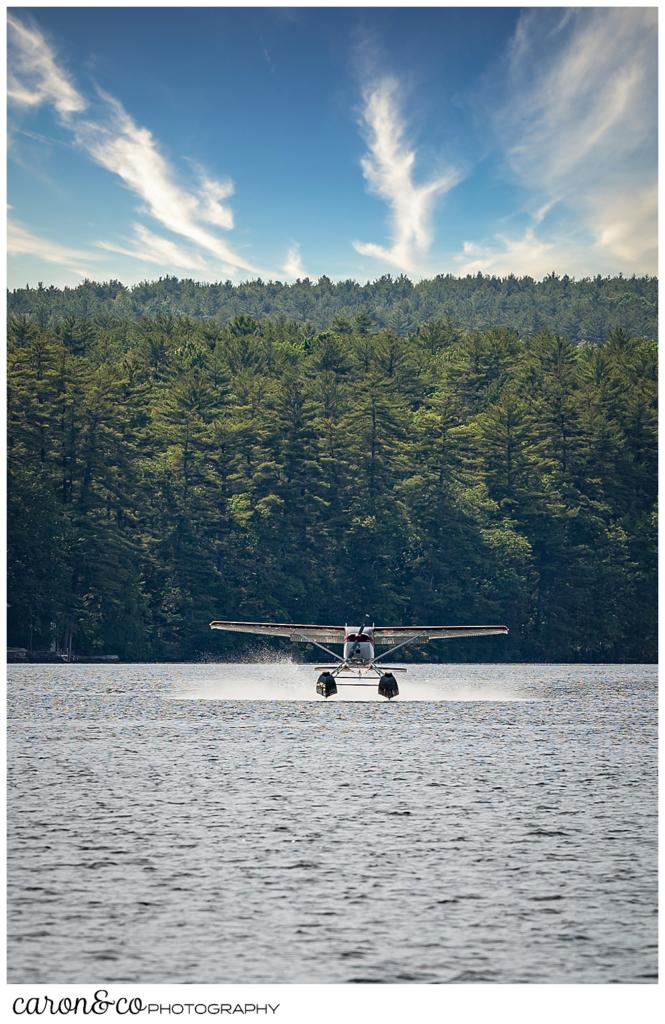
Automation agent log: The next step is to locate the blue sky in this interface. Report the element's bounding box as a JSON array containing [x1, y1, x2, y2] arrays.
[[7, 6, 658, 288]]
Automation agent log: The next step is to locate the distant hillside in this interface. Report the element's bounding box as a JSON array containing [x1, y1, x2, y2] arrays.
[[7, 301, 657, 663], [8, 272, 658, 342]]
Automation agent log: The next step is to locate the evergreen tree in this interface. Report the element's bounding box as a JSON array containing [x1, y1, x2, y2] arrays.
[[5, 280, 658, 663]]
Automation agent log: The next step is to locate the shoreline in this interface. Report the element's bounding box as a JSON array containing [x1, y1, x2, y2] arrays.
[[6, 656, 658, 667]]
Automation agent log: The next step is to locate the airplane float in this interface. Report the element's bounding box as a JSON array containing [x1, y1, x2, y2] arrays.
[[209, 618, 509, 699]]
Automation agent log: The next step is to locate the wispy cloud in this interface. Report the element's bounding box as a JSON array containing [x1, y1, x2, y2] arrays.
[[453, 223, 611, 280], [503, 8, 655, 200], [461, 7, 657, 276], [456, 230, 555, 279], [7, 14, 274, 279], [7, 13, 86, 117], [8, 218, 98, 278], [353, 77, 460, 274], [197, 172, 235, 231], [73, 92, 264, 273], [96, 223, 209, 272]]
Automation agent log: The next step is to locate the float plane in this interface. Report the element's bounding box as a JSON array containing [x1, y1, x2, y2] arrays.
[[209, 618, 509, 699]]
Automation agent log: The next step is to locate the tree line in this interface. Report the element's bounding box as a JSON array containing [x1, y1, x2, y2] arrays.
[[8, 271, 657, 343], [7, 281, 657, 662]]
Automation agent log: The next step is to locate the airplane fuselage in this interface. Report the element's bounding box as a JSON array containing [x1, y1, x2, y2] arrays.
[[343, 627, 375, 665]]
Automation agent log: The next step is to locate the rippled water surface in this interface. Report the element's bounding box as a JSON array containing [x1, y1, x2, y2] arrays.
[[7, 662, 658, 983]]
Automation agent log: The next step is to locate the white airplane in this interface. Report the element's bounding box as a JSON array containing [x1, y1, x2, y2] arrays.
[[209, 618, 509, 699]]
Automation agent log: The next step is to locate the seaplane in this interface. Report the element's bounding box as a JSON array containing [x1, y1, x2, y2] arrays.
[[209, 618, 509, 699]]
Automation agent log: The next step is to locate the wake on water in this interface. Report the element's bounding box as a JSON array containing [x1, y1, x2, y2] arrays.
[[167, 659, 536, 702]]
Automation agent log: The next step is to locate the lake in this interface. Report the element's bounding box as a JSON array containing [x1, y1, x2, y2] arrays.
[[6, 662, 658, 983]]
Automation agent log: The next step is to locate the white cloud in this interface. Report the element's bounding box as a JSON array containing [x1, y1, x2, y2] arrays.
[[8, 218, 98, 278], [589, 184, 658, 270], [353, 77, 460, 274], [281, 243, 313, 280], [453, 224, 617, 280], [503, 8, 655, 198], [96, 223, 209, 272], [73, 92, 265, 274], [7, 15, 278, 279], [197, 172, 235, 231], [7, 14, 86, 117], [455, 230, 555, 278], [8, 216, 243, 288], [472, 7, 658, 276]]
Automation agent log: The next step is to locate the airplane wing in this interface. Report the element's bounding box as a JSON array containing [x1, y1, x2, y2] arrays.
[[209, 620, 346, 644], [373, 625, 508, 646]]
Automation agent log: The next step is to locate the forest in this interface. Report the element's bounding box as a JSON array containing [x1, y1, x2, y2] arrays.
[[8, 271, 658, 341], [6, 273, 658, 663]]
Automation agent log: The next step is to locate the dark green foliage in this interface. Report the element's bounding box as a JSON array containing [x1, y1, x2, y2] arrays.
[[8, 272, 657, 342], [6, 276, 657, 662]]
